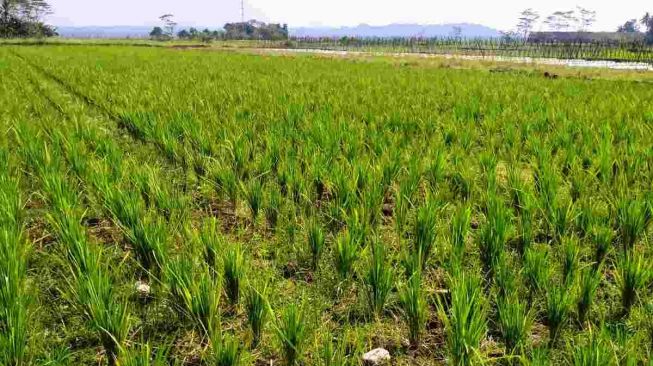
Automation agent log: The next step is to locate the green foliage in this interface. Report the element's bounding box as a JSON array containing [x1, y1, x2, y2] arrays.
[[616, 252, 652, 315], [399, 272, 427, 346], [364, 239, 394, 319], [307, 220, 325, 271], [245, 284, 269, 348], [524, 246, 550, 300], [223, 245, 246, 306], [577, 267, 601, 325], [275, 303, 308, 365], [496, 294, 532, 353], [121, 343, 169, 366], [438, 269, 486, 365], [479, 193, 511, 273], [412, 200, 438, 268], [243, 178, 263, 223], [334, 230, 359, 279], [6, 44, 653, 366], [450, 204, 471, 264], [546, 285, 571, 346], [616, 198, 649, 252], [166, 257, 220, 333], [209, 330, 244, 366]]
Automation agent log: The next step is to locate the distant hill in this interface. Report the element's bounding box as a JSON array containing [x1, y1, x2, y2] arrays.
[[56, 26, 153, 38], [290, 23, 502, 38], [56, 23, 502, 39]]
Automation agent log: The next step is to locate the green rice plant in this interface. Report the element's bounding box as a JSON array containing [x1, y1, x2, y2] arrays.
[[616, 198, 649, 252], [307, 219, 325, 271], [101, 187, 143, 234], [576, 199, 597, 238], [166, 257, 220, 333], [494, 256, 517, 299], [479, 193, 511, 274], [394, 190, 410, 239], [413, 200, 438, 268], [72, 267, 131, 366], [591, 226, 613, 269], [223, 244, 246, 306], [209, 330, 243, 366], [47, 209, 99, 275], [127, 214, 169, 275], [399, 272, 427, 346], [524, 247, 550, 301], [425, 148, 446, 190], [534, 162, 558, 218], [363, 239, 394, 319], [121, 343, 168, 366], [518, 194, 535, 255], [401, 242, 423, 278], [450, 204, 471, 264], [551, 200, 575, 243], [245, 284, 269, 348], [37, 345, 72, 366], [479, 151, 498, 190], [562, 237, 580, 286], [40, 170, 80, 215], [275, 303, 308, 365], [320, 331, 348, 366], [568, 328, 615, 366], [545, 285, 571, 346], [496, 294, 533, 354], [507, 164, 526, 211], [361, 179, 384, 230], [616, 252, 652, 315], [0, 229, 30, 366], [243, 178, 263, 223], [334, 230, 359, 280], [215, 166, 239, 211], [200, 217, 222, 274], [265, 188, 282, 229], [437, 269, 486, 365], [527, 347, 551, 366], [229, 137, 250, 180], [450, 166, 473, 202], [577, 267, 601, 325]]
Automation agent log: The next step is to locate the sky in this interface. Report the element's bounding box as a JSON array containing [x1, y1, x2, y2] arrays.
[[46, 0, 651, 32]]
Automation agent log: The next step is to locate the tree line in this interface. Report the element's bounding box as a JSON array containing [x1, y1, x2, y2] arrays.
[[0, 0, 56, 37], [508, 7, 653, 44], [150, 15, 288, 42]]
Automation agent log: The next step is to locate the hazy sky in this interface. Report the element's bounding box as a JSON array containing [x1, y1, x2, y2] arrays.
[[47, 0, 651, 31]]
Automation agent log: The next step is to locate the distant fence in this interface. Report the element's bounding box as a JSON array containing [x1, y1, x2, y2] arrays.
[[259, 37, 653, 65]]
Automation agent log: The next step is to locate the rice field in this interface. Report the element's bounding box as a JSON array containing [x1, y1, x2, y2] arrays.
[[1, 44, 653, 365]]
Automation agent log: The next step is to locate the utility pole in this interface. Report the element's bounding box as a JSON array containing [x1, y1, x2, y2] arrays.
[[241, 0, 245, 22]]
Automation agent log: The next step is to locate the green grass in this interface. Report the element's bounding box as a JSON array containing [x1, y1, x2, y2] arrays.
[[0, 44, 652, 365]]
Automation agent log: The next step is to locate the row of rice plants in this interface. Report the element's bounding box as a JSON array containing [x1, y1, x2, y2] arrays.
[[17, 125, 131, 366], [0, 148, 31, 366]]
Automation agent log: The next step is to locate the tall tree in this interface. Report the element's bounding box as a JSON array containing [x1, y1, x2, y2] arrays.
[[1, 0, 54, 37], [544, 10, 577, 32], [642, 12, 653, 44], [159, 13, 176, 37], [617, 19, 639, 33], [576, 7, 596, 32], [516, 8, 540, 38]]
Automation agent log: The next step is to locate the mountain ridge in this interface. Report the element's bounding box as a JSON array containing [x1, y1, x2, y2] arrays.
[[56, 23, 502, 39]]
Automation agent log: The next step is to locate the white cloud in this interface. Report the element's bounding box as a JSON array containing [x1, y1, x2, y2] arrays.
[[47, 0, 651, 31]]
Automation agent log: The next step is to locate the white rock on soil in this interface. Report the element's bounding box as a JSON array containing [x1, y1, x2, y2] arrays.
[[135, 281, 151, 296], [362, 348, 390, 365]]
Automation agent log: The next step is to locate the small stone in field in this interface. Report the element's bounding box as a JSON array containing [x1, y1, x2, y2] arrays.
[[135, 281, 151, 297], [362, 348, 390, 365]]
